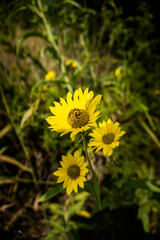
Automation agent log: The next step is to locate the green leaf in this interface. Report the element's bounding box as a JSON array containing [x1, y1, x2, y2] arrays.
[[63, 0, 82, 10], [0, 124, 12, 139], [65, 192, 89, 221], [86, 178, 101, 210], [138, 204, 150, 232], [0, 146, 8, 155], [76, 222, 93, 230], [92, 196, 120, 215], [138, 117, 160, 148], [122, 179, 148, 192], [38, 184, 64, 202], [146, 181, 160, 193]]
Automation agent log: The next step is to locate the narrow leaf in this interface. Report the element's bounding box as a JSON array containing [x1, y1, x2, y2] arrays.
[[86, 178, 101, 210], [20, 93, 41, 128], [63, 0, 82, 9], [0, 177, 16, 185], [0, 124, 12, 139], [146, 181, 160, 193], [20, 106, 34, 127], [122, 179, 148, 191], [139, 117, 160, 148], [38, 184, 64, 202], [138, 204, 150, 232], [0, 146, 8, 155]]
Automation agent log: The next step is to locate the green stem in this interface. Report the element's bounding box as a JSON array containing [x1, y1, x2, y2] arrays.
[[37, 0, 59, 54], [82, 133, 95, 178], [36, 0, 73, 93]]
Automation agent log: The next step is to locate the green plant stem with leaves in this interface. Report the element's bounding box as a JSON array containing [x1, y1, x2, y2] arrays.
[[36, 0, 73, 93], [82, 133, 95, 178], [82, 133, 101, 209]]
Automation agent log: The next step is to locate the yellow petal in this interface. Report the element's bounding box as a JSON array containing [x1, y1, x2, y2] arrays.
[[67, 183, 73, 195], [78, 180, 84, 188], [53, 170, 61, 176], [57, 175, 66, 183], [73, 180, 78, 193], [74, 150, 80, 159]]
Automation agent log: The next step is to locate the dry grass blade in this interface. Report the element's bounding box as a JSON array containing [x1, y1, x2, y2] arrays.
[[0, 155, 32, 172], [0, 177, 16, 185], [0, 124, 12, 139], [20, 106, 34, 128]]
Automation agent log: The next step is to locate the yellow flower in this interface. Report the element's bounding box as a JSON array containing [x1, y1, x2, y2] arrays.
[[115, 67, 121, 77], [45, 71, 56, 80], [53, 151, 89, 195], [89, 119, 125, 156], [65, 59, 77, 68], [46, 88, 102, 141]]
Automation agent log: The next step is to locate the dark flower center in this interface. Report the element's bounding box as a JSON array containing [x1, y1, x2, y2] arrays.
[[68, 165, 80, 179], [102, 133, 115, 144], [68, 108, 89, 128]]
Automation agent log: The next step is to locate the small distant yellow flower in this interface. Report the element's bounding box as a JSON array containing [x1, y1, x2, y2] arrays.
[[46, 87, 102, 141], [53, 151, 89, 195], [76, 210, 91, 218], [45, 71, 56, 80], [89, 119, 125, 156], [65, 59, 77, 68], [115, 67, 121, 77]]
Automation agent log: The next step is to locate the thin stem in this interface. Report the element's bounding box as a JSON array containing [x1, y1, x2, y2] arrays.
[[15, 178, 56, 185], [82, 133, 95, 178], [37, 0, 59, 54], [0, 177, 57, 185]]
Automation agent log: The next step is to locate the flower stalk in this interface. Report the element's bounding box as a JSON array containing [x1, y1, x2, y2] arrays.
[[82, 133, 95, 178]]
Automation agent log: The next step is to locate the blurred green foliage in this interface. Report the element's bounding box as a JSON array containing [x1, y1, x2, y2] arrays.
[[0, 0, 160, 239]]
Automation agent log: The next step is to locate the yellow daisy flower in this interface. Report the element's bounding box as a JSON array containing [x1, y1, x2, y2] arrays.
[[45, 71, 56, 80], [53, 151, 89, 195], [46, 88, 102, 141], [89, 119, 125, 156]]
